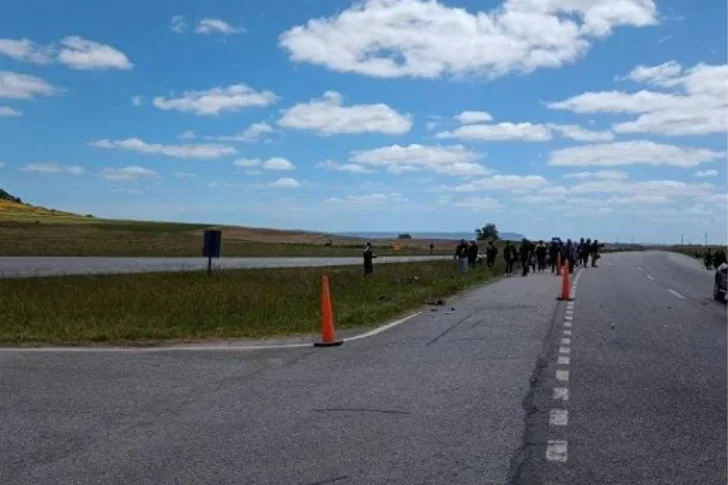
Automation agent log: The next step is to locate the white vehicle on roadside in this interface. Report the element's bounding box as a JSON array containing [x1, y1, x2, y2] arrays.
[[714, 263, 727, 301]]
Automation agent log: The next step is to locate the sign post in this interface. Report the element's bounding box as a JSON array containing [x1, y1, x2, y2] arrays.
[[203, 229, 222, 275]]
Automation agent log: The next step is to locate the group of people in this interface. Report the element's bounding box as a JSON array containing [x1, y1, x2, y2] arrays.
[[699, 248, 727, 270], [454, 237, 604, 277]]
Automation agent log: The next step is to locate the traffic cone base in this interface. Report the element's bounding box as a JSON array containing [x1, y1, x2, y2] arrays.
[[314, 340, 344, 347]]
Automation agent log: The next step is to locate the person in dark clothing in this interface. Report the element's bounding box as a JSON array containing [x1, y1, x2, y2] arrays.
[[549, 240, 559, 273], [455, 239, 469, 272], [467, 240, 479, 269], [590, 239, 604, 267], [713, 249, 727, 268], [577, 238, 586, 268], [704, 249, 713, 269], [504, 242, 515, 275], [565, 239, 575, 274], [536, 241, 547, 272], [363, 242, 376, 275], [486, 241, 498, 268], [520, 239, 533, 277], [583, 238, 592, 267]]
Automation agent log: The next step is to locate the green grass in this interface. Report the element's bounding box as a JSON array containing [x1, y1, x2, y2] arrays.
[[0, 220, 454, 257], [0, 260, 503, 345]]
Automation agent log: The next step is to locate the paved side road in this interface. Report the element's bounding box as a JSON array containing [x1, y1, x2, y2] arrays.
[[0, 255, 451, 278], [0, 269, 562, 485]]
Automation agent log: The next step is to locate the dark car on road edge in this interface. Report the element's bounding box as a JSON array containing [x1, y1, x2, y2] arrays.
[[714, 263, 727, 301]]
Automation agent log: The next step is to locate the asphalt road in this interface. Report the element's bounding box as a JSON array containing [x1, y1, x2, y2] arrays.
[[1, 251, 725, 484], [0, 255, 450, 278]]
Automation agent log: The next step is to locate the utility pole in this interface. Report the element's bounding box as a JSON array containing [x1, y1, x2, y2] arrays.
[[680, 233, 684, 251], [705, 232, 708, 246]]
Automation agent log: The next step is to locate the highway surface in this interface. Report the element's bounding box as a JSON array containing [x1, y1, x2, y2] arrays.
[[0, 255, 450, 278], [0, 251, 725, 485]]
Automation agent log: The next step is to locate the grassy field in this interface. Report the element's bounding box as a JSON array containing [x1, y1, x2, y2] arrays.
[[0, 260, 504, 345], [0, 200, 459, 257]]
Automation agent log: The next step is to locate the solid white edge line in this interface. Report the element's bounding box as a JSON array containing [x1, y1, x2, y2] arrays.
[[0, 312, 424, 353], [668, 289, 686, 299], [646, 274, 655, 281]]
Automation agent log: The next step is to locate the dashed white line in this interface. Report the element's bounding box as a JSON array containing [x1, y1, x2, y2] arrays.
[[557, 355, 570, 365], [553, 387, 569, 401], [564, 321, 572, 328], [549, 409, 569, 426], [565, 309, 574, 315], [646, 274, 655, 281], [564, 315, 573, 321], [668, 289, 686, 299], [559, 346, 571, 354], [546, 440, 568, 462], [563, 329, 572, 336], [556, 369, 570, 382], [560, 338, 571, 345]]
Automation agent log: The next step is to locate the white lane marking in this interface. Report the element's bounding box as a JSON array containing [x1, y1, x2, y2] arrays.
[[564, 321, 572, 328], [0, 312, 424, 353], [345, 312, 423, 342], [553, 387, 569, 401], [564, 315, 573, 321], [566, 302, 574, 308], [550, 409, 569, 426], [565, 309, 574, 315], [546, 440, 568, 462], [561, 338, 571, 345], [563, 329, 572, 336], [558, 355, 570, 365], [646, 274, 655, 281], [559, 346, 571, 354], [556, 369, 570, 382], [668, 289, 686, 299]]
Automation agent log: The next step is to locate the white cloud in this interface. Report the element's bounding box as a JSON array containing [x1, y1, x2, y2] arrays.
[[0, 38, 54, 64], [0, 106, 21, 117], [215, 122, 274, 142], [179, 130, 197, 140], [280, 0, 657, 79], [568, 179, 713, 198], [549, 141, 724, 167], [695, 169, 718, 178], [111, 188, 142, 195], [446, 174, 548, 192], [437, 122, 552, 142], [20, 163, 84, 174], [234, 157, 295, 170], [172, 172, 196, 179], [350, 143, 490, 176], [131, 95, 145, 106], [606, 194, 671, 206], [57, 36, 132, 71], [547, 124, 614, 141], [101, 166, 159, 181], [194, 18, 244, 35], [549, 62, 728, 136], [326, 192, 407, 205], [269, 177, 301, 189], [0, 71, 62, 99], [455, 111, 493, 124], [278, 91, 412, 135], [452, 196, 503, 211], [562, 170, 628, 180], [153, 84, 278, 116], [88, 138, 237, 159], [170, 15, 189, 34], [316, 160, 374, 173], [518, 193, 567, 204]]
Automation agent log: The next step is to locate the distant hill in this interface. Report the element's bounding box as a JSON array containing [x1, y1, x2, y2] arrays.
[[0, 187, 22, 204], [499, 232, 528, 241]]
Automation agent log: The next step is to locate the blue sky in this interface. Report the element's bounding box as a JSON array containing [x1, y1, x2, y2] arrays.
[[1, 0, 726, 243]]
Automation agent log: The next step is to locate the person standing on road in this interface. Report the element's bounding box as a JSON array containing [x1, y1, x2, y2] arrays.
[[486, 241, 498, 268], [429, 242, 435, 255], [549, 240, 559, 273], [582, 238, 592, 267], [363, 242, 377, 276], [520, 239, 533, 277], [467, 240, 479, 270], [704, 249, 713, 269], [455, 239, 469, 272], [504, 241, 515, 275], [565, 239, 575, 274], [536, 240, 547, 272], [590, 239, 604, 267]]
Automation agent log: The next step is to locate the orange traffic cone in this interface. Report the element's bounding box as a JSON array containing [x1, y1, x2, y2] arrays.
[[558, 263, 573, 301], [314, 276, 343, 347]]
